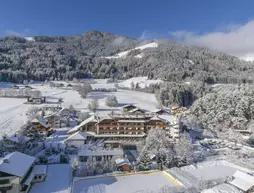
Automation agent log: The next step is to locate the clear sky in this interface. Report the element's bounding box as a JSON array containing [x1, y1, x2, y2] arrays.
[[1, 0, 254, 57]]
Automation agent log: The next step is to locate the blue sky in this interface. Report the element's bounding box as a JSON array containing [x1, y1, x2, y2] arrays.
[[1, 0, 254, 57]]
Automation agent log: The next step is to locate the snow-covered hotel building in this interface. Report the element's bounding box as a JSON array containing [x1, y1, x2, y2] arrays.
[[68, 113, 179, 143]]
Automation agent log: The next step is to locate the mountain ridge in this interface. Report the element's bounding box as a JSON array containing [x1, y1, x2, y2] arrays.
[[0, 30, 253, 83]]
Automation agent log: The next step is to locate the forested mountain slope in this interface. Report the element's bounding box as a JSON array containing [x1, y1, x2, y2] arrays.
[[188, 84, 254, 134], [0, 30, 254, 83]]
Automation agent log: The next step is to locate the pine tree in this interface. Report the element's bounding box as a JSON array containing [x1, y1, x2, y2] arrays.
[[139, 151, 152, 171]]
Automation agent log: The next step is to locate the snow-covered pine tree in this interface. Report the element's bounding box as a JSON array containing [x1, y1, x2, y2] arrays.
[[139, 151, 152, 171]]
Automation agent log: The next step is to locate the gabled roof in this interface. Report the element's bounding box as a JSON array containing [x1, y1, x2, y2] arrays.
[[122, 104, 137, 108], [0, 152, 35, 178], [7, 134, 30, 143], [67, 116, 97, 134], [31, 118, 50, 128], [115, 158, 131, 167], [153, 109, 169, 113], [129, 108, 145, 113], [65, 131, 87, 141], [149, 116, 163, 121]]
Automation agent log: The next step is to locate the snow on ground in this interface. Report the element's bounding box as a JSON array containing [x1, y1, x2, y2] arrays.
[[0, 98, 30, 137], [118, 77, 163, 89], [30, 164, 72, 193], [25, 37, 35, 41], [0, 80, 159, 137], [73, 171, 179, 193], [187, 59, 195, 64], [104, 42, 158, 59]]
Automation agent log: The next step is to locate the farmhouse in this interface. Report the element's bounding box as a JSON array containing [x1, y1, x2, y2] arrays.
[[0, 152, 46, 193], [31, 118, 50, 133], [27, 97, 46, 104], [3, 134, 30, 152]]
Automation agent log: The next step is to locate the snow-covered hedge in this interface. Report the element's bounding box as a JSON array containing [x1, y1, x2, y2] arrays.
[[0, 88, 42, 98]]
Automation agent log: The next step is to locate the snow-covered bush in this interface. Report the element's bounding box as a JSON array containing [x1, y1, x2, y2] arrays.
[[105, 95, 118, 107], [88, 99, 99, 113]]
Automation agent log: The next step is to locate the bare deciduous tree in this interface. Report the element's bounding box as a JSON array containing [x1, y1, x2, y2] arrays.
[[88, 99, 99, 113]]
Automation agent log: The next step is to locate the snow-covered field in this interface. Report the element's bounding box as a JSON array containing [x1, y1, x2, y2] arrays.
[[73, 171, 179, 193], [30, 164, 72, 193], [0, 79, 160, 137], [0, 98, 30, 137], [104, 42, 158, 59], [117, 76, 163, 89]]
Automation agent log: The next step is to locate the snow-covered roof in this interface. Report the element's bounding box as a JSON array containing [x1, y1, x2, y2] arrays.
[[230, 178, 253, 192], [44, 113, 60, 119], [149, 116, 163, 121], [98, 115, 113, 123], [7, 134, 30, 143], [115, 158, 131, 167], [31, 118, 50, 128], [158, 115, 177, 124], [229, 170, 254, 191], [65, 131, 87, 141], [118, 120, 146, 123], [24, 165, 47, 185], [0, 152, 35, 178], [95, 134, 146, 138], [68, 116, 97, 134], [122, 104, 137, 108], [78, 147, 124, 157], [152, 109, 169, 113], [129, 108, 145, 113], [202, 183, 241, 193]]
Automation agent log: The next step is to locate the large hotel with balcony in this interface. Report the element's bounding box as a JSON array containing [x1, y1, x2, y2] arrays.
[[68, 111, 179, 143]]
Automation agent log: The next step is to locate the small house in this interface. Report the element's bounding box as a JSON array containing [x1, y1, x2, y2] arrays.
[[27, 97, 46, 104], [0, 152, 46, 193], [115, 158, 131, 171], [31, 119, 50, 133], [171, 106, 187, 114], [64, 131, 95, 148], [4, 134, 30, 152]]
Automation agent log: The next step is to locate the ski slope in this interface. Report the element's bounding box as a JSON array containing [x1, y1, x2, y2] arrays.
[[104, 42, 158, 59]]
